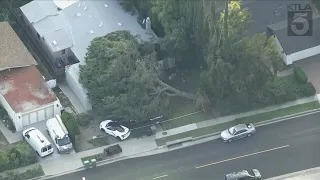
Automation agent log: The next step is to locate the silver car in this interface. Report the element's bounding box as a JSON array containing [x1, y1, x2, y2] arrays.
[[220, 123, 256, 142], [225, 169, 262, 180]]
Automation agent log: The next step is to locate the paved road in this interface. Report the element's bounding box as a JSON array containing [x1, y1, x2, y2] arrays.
[[48, 112, 320, 180]]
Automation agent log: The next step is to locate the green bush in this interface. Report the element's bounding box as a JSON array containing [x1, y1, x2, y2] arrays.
[[219, 75, 316, 115], [0, 164, 44, 180], [76, 113, 92, 127], [0, 142, 37, 172], [61, 112, 80, 151], [293, 67, 308, 84]]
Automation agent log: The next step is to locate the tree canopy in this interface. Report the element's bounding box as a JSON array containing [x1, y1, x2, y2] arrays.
[[79, 31, 170, 122], [79, 0, 314, 122]]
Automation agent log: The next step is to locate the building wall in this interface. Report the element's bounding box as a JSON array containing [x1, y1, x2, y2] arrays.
[[273, 35, 288, 64], [65, 64, 92, 111], [21, 14, 70, 63], [0, 92, 18, 129], [287, 45, 320, 64]]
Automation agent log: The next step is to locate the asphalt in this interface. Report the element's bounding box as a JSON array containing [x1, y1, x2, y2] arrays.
[[48, 112, 320, 180]]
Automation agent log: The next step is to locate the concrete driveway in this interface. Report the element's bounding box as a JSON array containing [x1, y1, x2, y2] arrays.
[[22, 121, 76, 162], [294, 54, 320, 93]]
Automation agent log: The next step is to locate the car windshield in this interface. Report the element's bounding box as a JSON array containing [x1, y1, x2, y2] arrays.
[[247, 169, 255, 177], [57, 136, 71, 146], [228, 127, 236, 135], [108, 122, 124, 132]]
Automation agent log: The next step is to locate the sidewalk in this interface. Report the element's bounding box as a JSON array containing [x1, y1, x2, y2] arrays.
[[156, 96, 317, 139], [40, 136, 158, 176], [266, 167, 320, 180]]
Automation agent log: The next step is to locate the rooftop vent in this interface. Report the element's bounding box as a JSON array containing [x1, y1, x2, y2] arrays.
[[118, 22, 122, 26], [89, 30, 94, 34], [89, 15, 92, 18], [104, 4, 108, 8], [77, 13, 81, 17], [84, 6, 87, 11], [99, 22, 103, 27], [83, 2, 85, 5], [78, 3, 81, 7], [52, 41, 57, 45]]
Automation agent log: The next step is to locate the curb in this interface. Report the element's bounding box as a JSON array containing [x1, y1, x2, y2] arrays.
[[38, 148, 160, 180], [38, 108, 320, 179], [265, 166, 320, 180], [184, 108, 320, 142]]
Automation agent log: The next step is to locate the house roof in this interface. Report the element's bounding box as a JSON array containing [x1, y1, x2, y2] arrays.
[[0, 22, 37, 70], [21, 0, 155, 62], [20, 0, 59, 23], [0, 66, 57, 113], [62, 0, 155, 64], [242, 0, 311, 35], [268, 16, 320, 54]]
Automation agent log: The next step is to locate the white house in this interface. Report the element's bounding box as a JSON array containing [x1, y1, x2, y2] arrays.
[[267, 16, 320, 65], [0, 22, 61, 131], [20, 0, 156, 112]]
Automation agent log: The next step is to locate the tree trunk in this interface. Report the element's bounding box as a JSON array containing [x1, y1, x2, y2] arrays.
[[224, 0, 229, 40], [155, 78, 197, 100]]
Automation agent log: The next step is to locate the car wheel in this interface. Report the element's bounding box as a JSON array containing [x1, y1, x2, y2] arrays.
[[47, 130, 50, 135], [228, 138, 232, 143], [247, 133, 252, 137], [116, 137, 122, 141], [100, 128, 104, 132]]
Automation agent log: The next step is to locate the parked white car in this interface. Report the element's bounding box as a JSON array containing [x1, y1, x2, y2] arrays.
[[46, 115, 73, 153], [221, 123, 256, 142], [22, 127, 53, 157], [100, 120, 131, 140]]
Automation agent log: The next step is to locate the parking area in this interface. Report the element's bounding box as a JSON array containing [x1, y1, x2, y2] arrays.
[[22, 121, 76, 161], [294, 54, 320, 93]]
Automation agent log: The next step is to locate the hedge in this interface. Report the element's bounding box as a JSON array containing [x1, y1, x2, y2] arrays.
[[0, 142, 37, 172], [293, 67, 308, 84], [61, 112, 81, 151], [218, 74, 316, 115], [0, 164, 44, 180]]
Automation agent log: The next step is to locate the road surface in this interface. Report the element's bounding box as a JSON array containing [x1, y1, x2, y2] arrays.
[[48, 112, 320, 180]]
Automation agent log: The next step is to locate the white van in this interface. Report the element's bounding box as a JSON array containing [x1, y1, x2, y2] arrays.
[[46, 115, 73, 153], [22, 127, 53, 157]]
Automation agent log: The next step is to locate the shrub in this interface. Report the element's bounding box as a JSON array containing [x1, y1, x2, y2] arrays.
[[61, 112, 80, 151], [293, 67, 308, 84], [76, 113, 92, 127], [0, 142, 37, 172], [0, 164, 44, 180]]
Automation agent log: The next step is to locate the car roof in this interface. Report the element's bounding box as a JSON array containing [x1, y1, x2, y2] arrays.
[[226, 170, 250, 178], [107, 121, 120, 127], [234, 124, 247, 131]]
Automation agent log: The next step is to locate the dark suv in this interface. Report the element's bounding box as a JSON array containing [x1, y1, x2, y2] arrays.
[[225, 169, 262, 180]]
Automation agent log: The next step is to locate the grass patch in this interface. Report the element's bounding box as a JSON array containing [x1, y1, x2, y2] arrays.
[[235, 101, 320, 124], [156, 101, 320, 144], [161, 111, 207, 130], [87, 136, 109, 147]]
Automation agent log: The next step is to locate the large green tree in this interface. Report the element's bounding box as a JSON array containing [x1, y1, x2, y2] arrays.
[[80, 31, 196, 122], [199, 1, 283, 112]]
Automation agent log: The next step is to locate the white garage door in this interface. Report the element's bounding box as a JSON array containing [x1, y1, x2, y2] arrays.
[[21, 105, 55, 127]]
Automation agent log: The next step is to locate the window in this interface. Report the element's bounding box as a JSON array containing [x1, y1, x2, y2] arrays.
[[37, 33, 40, 40], [61, 49, 66, 54], [41, 147, 47, 152]]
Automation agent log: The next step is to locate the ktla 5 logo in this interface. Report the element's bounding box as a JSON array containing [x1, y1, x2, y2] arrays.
[[287, 4, 313, 36]]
